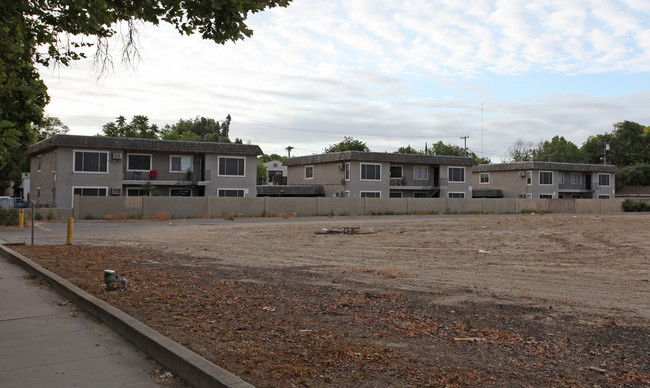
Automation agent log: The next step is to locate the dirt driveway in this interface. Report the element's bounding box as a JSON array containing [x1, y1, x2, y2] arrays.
[[13, 214, 650, 386]]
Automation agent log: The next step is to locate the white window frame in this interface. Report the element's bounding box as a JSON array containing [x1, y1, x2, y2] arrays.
[[526, 171, 532, 185], [360, 163, 381, 181], [344, 163, 350, 181], [539, 194, 553, 199], [389, 165, 403, 178], [539, 171, 553, 186], [217, 188, 245, 197], [72, 186, 108, 206], [598, 173, 611, 187], [598, 194, 610, 199], [414, 166, 428, 180], [126, 187, 150, 196], [448, 167, 465, 183], [448, 192, 465, 198], [217, 156, 245, 177], [305, 166, 314, 179], [558, 173, 564, 184], [127, 153, 152, 171], [571, 173, 582, 184], [360, 191, 381, 198], [479, 173, 490, 184], [170, 155, 193, 173], [73, 150, 109, 174]]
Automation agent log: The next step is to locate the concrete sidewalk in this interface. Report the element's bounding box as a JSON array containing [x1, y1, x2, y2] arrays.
[[0, 254, 167, 388]]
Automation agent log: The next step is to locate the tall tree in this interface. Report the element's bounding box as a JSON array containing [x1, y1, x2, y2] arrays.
[[532, 136, 583, 163], [506, 139, 540, 162], [161, 115, 233, 142], [324, 137, 369, 153], [101, 115, 159, 139], [395, 145, 422, 154], [1, 0, 291, 188], [259, 153, 286, 163], [34, 115, 70, 142]]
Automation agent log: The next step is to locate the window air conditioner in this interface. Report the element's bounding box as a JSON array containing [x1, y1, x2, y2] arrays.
[[337, 163, 344, 170], [111, 152, 122, 161], [518, 171, 526, 177], [111, 188, 122, 196]]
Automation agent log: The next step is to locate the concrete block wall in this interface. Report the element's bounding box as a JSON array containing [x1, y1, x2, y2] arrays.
[[71, 196, 625, 219]]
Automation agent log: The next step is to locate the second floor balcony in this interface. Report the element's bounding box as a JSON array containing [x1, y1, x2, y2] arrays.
[[123, 170, 211, 185], [390, 177, 448, 189]]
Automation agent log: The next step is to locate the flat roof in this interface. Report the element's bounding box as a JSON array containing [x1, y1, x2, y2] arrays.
[[26, 134, 263, 156], [474, 161, 618, 173], [284, 151, 476, 166]]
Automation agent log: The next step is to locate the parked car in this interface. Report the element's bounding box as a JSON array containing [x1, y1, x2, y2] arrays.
[[13, 198, 28, 208]]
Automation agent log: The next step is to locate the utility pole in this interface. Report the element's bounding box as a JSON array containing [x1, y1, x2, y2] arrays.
[[286, 146, 294, 158], [460, 135, 469, 157], [603, 143, 610, 164], [480, 103, 484, 159]]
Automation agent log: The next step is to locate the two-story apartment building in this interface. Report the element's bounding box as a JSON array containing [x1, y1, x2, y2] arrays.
[[472, 162, 618, 199], [284, 151, 476, 198], [26, 135, 263, 207]]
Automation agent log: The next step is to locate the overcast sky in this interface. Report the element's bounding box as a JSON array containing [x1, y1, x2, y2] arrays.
[[41, 0, 650, 162]]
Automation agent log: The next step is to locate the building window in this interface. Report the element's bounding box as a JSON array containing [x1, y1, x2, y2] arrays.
[[345, 163, 350, 181], [539, 194, 553, 199], [218, 157, 245, 176], [126, 188, 149, 196], [558, 173, 564, 184], [36, 188, 41, 203], [448, 167, 465, 183], [539, 171, 553, 185], [73, 187, 108, 196], [479, 173, 490, 184], [448, 192, 465, 198], [37, 155, 41, 171], [360, 191, 381, 198], [74, 151, 108, 173], [170, 188, 192, 197], [389, 192, 403, 198], [218, 189, 245, 197], [571, 173, 582, 184], [413, 192, 429, 198], [361, 164, 381, 181], [598, 194, 610, 199], [305, 166, 314, 179], [526, 171, 532, 185], [525, 193, 532, 199], [414, 166, 428, 180], [171, 156, 192, 172], [598, 173, 610, 187], [390, 165, 402, 178], [127, 154, 151, 171]]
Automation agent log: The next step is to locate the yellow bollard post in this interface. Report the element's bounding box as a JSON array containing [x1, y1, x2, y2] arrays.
[[66, 217, 74, 245], [19, 209, 24, 229]]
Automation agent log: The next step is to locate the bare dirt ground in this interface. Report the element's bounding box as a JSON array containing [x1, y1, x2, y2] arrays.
[[13, 214, 650, 387]]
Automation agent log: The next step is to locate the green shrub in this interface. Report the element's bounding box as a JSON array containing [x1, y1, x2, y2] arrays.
[[34, 211, 43, 220], [622, 199, 650, 212], [0, 208, 20, 226], [46, 210, 55, 220]]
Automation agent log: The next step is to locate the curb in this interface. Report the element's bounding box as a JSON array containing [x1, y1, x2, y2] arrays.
[[0, 244, 254, 388]]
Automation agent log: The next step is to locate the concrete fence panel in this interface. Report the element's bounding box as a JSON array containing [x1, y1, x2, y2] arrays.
[[516, 199, 548, 213], [365, 198, 408, 214], [77, 196, 142, 219], [482, 198, 517, 214], [574, 199, 600, 213], [447, 198, 483, 213], [317, 198, 364, 216], [143, 197, 207, 218], [405, 198, 446, 214], [548, 199, 576, 213], [209, 197, 265, 217], [265, 197, 318, 216], [599, 198, 624, 213], [26, 208, 74, 220]]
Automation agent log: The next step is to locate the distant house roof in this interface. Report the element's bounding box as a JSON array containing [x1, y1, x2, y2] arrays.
[[474, 161, 618, 173], [26, 134, 263, 157], [256, 185, 325, 197], [616, 186, 650, 197], [284, 151, 476, 167]]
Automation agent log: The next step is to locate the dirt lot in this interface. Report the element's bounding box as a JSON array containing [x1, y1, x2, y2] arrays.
[[13, 214, 650, 387]]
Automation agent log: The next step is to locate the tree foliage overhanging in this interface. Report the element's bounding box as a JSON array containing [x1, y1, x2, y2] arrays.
[[325, 136, 369, 153], [0, 0, 291, 190]]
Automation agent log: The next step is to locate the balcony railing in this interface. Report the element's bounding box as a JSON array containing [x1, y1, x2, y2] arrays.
[[558, 182, 589, 191], [390, 177, 447, 188], [123, 170, 211, 184]]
